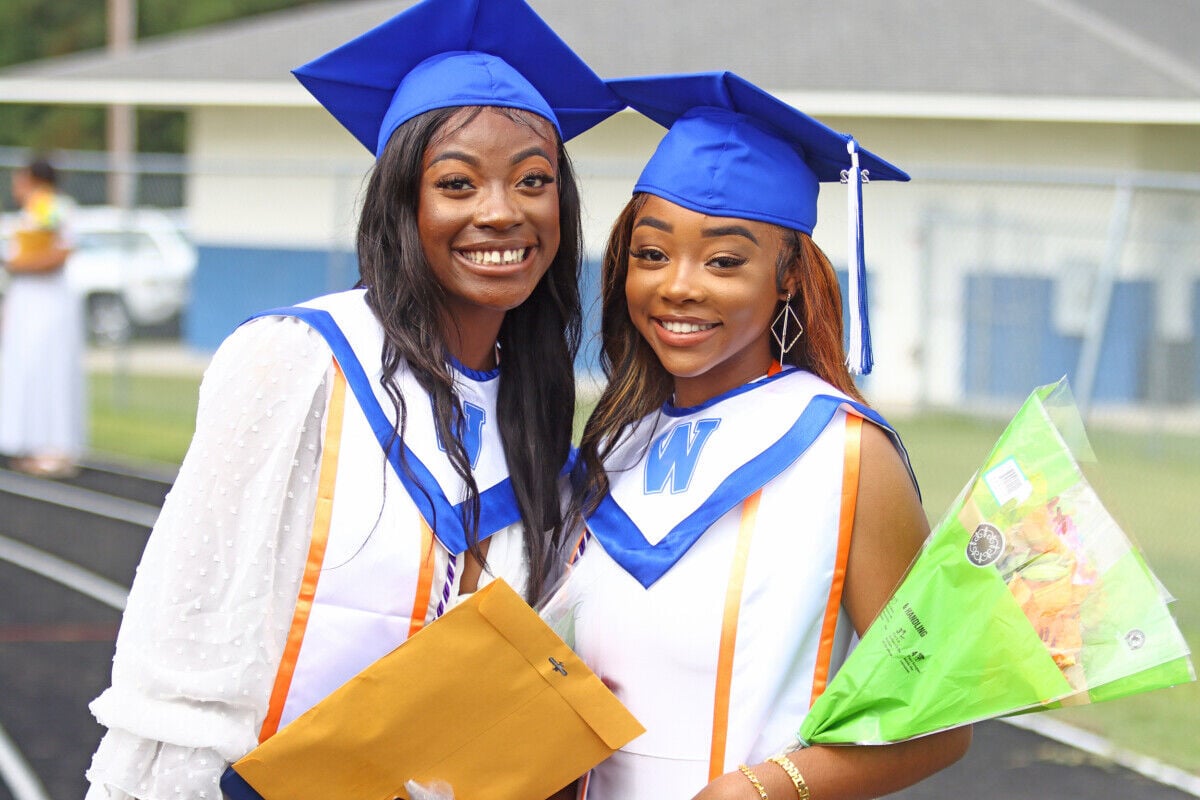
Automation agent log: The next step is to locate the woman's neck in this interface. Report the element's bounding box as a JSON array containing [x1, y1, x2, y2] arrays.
[[441, 309, 503, 371]]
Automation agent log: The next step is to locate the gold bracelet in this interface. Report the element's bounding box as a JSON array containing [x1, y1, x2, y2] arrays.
[[738, 764, 769, 799], [768, 754, 811, 800]]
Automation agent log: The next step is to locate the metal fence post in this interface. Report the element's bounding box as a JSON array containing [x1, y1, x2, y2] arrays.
[[1074, 182, 1133, 419]]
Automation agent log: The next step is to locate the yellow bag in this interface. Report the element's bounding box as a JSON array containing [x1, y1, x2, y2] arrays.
[[221, 578, 643, 800], [12, 229, 57, 260]]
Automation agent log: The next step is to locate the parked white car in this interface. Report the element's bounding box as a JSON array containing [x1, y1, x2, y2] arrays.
[[2, 206, 197, 343]]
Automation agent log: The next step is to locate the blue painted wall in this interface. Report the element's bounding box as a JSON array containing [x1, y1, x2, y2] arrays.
[[185, 245, 610, 375], [963, 275, 1153, 402], [185, 245, 362, 349], [578, 256, 604, 377]]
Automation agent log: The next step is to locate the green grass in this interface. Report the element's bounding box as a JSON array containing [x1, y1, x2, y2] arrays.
[[84, 375, 1199, 773], [88, 371, 200, 466]]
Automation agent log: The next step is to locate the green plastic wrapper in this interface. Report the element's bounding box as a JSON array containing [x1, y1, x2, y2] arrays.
[[797, 379, 1194, 746]]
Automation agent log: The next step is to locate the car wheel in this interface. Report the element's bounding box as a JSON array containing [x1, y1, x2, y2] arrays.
[[87, 293, 134, 345]]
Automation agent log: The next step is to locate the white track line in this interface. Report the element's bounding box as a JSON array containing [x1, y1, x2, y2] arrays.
[[0, 500, 134, 800], [0, 534, 128, 799], [0, 534, 129, 611], [0, 717, 51, 800], [1004, 715, 1200, 796], [77, 458, 178, 485], [0, 471, 159, 528]]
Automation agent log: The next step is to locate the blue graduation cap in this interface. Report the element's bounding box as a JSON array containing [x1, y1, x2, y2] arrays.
[[608, 71, 910, 375], [293, 0, 623, 157]]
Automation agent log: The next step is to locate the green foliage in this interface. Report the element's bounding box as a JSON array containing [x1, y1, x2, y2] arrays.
[[0, 105, 109, 153], [138, 0, 326, 38], [88, 371, 200, 466], [0, 0, 325, 152], [0, 1, 106, 67]]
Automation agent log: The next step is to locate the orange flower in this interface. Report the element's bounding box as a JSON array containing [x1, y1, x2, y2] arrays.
[[1004, 500, 1089, 682]]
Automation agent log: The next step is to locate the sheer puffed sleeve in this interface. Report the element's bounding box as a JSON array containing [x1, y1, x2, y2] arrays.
[[86, 316, 334, 800]]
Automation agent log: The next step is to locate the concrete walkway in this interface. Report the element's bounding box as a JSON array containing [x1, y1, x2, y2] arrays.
[[86, 340, 211, 377]]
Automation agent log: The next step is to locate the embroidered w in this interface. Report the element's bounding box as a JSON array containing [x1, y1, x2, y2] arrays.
[[435, 401, 487, 468], [644, 419, 720, 495]]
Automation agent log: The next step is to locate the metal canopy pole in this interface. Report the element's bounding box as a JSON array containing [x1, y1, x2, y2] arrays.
[[1074, 182, 1133, 419], [105, 0, 138, 406], [106, 0, 137, 210]]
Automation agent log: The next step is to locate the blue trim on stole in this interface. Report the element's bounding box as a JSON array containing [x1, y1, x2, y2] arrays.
[[659, 367, 795, 417], [586, 393, 912, 588], [244, 306, 520, 555]]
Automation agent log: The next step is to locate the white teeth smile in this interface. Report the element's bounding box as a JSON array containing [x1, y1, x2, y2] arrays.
[[660, 320, 717, 334], [462, 248, 528, 265]]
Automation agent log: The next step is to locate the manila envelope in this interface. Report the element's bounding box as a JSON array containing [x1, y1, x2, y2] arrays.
[[221, 578, 642, 799]]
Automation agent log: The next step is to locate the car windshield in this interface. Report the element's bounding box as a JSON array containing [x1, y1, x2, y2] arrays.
[[75, 230, 161, 257]]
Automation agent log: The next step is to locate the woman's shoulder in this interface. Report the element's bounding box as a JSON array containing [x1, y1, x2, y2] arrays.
[[213, 289, 377, 367], [202, 313, 336, 403], [219, 312, 333, 359], [295, 287, 370, 318], [776, 367, 854, 402]]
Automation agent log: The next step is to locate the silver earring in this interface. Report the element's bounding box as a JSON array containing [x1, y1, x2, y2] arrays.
[[772, 293, 803, 357]]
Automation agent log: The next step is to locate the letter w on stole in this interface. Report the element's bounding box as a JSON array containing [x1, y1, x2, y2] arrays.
[[644, 419, 720, 495]]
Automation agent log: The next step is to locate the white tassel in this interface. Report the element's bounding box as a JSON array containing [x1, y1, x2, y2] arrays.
[[844, 138, 872, 375]]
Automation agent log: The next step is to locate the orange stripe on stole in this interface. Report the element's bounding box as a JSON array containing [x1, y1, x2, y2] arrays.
[[809, 412, 863, 706], [258, 361, 346, 742], [407, 519, 438, 638], [708, 489, 763, 781]]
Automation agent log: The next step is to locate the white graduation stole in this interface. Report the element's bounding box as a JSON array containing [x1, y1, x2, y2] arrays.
[[250, 289, 521, 554], [586, 368, 906, 587]]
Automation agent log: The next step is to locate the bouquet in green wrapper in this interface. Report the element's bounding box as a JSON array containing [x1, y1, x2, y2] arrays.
[[797, 378, 1194, 747]]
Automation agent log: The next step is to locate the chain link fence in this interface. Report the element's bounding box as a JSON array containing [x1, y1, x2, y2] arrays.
[[5, 148, 1200, 422], [908, 167, 1200, 422]]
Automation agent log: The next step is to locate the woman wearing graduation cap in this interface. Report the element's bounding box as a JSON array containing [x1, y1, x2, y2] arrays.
[[568, 72, 971, 799], [84, 1, 620, 798]]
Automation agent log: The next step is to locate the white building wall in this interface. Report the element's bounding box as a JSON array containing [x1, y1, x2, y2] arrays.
[[566, 110, 662, 256], [188, 106, 371, 248], [183, 104, 1200, 407]]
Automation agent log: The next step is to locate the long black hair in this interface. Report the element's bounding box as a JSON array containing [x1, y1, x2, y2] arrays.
[[356, 106, 582, 603], [27, 157, 58, 186]]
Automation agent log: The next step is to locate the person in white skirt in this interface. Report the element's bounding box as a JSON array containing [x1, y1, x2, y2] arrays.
[[0, 156, 85, 478], [568, 73, 972, 800], [83, 1, 621, 798]]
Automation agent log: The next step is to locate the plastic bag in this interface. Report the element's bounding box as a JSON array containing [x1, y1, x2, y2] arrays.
[[796, 379, 1194, 746]]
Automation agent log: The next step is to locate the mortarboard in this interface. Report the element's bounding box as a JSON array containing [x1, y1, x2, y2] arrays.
[[608, 71, 910, 375], [293, 0, 623, 157]]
